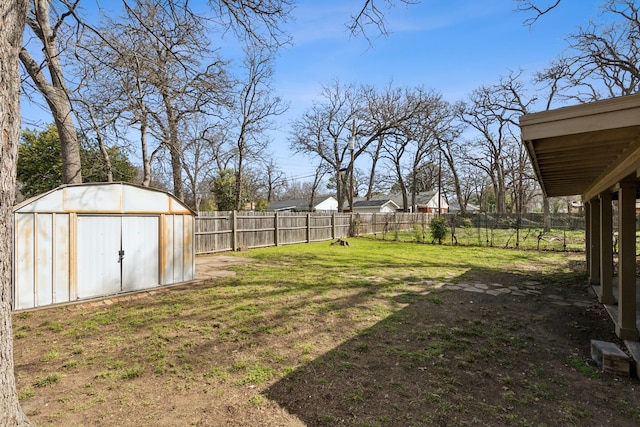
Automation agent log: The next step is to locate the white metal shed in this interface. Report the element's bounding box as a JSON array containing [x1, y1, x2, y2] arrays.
[[12, 182, 196, 310]]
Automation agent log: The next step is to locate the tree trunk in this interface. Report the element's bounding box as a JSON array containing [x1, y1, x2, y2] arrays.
[[495, 166, 507, 215], [20, 0, 82, 184], [336, 169, 345, 211], [169, 141, 184, 200], [140, 115, 151, 187], [395, 162, 409, 211], [235, 149, 244, 211], [366, 138, 383, 200], [543, 196, 551, 232], [162, 94, 183, 200], [1, 1, 36, 425], [87, 105, 113, 182], [441, 148, 466, 216]]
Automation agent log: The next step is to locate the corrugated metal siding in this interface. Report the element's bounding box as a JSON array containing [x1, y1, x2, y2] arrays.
[[15, 213, 35, 310], [159, 214, 194, 285], [183, 215, 194, 280], [36, 213, 53, 307], [54, 213, 70, 303], [13, 213, 72, 310], [160, 214, 174, 285], [173, 215, 185, 282]]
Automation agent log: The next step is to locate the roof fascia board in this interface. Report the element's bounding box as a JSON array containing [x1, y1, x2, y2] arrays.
[[520, 95, 640, 141]]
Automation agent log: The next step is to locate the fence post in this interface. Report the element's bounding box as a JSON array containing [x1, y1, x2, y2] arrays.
[[232, 210, 238, 251], [373, 213, 377, 238], [306, 213, 311, 243], [274, 211, 279, 246], [332, 213, 336, 239]]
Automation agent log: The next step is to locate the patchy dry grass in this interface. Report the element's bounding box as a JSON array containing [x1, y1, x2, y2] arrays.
[[13, 239, 639, 426]]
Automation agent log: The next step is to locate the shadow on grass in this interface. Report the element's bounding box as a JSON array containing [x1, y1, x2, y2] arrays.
[[263, 267, 627, 427]]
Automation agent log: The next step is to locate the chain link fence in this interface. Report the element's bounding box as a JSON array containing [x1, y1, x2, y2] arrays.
[[372, 212, 587, 252]]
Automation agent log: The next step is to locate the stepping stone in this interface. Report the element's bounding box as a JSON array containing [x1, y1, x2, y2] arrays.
[[591, 340, 631, 376], [573, 302, 592, 308]]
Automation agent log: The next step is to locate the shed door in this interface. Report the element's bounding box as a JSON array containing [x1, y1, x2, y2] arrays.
[[122, 216, 159, 291], [77, 216, 159, 299]]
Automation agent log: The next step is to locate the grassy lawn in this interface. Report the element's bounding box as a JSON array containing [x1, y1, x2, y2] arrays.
[[13, 239, 640, 426]]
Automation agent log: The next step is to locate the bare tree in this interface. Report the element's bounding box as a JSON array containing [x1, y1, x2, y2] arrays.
[[436, 122, 467, 214], [458, 72, 535, 215], [207, 0, 294, 49], [348, 0, 419, 41], [515, 0, 562, 25], [83, 0, 231, 200], [307, 163, 331, 211], [378, 87, 454, 211], [263, 159, 287, 202], [1, 0, 36, 424], [72, 71, 118, 183], [292, 81, 442, 211], [20, 0, 83, 184], [523, 0, 640, 102], [82, 13, 163, 187], [381, 132, 410, 210], [230, 44, 288, 210], [364, 136, 384, 199], [181, 120, 221, 211], [504, 140, 537, 215], [290, 81, 360, 211]]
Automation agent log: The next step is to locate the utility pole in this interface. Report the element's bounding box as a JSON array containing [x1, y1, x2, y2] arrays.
[[349, 119, 355, 214], [349, 120, 356, 236], [438, 149, 442, 216]]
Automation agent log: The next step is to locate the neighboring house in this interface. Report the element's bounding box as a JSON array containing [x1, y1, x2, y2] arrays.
[[351, 198, 400, 214], [268, 196, 338, 212], [389, 191, 449, 213], [448, 201, 480, 214]]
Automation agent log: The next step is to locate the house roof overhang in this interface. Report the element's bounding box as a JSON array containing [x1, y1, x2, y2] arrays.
[[520, 93, 640, 201]]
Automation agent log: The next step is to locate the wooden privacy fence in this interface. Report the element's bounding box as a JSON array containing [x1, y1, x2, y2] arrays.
[[195, 211, 436, 254]]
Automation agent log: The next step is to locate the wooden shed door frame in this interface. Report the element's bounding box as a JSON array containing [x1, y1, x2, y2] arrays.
[[77, 215, 160, 299]]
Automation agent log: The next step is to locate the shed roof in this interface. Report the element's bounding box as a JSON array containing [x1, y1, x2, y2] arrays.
[[13, 182, 195, 215], [520, 94, 640, 200]]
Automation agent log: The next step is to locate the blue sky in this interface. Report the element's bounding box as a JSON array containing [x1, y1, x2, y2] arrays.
[[21, 0, 601, 185], [255, 0, 600, 182]]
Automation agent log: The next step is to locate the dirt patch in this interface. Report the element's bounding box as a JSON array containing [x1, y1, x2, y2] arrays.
[[195, 254, 254, 280], [11, 251, 640, 426]]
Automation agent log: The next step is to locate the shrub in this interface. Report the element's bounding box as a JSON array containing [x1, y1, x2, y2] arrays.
[[430, 217, 448, 244], [412, 223, 427, 243]]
